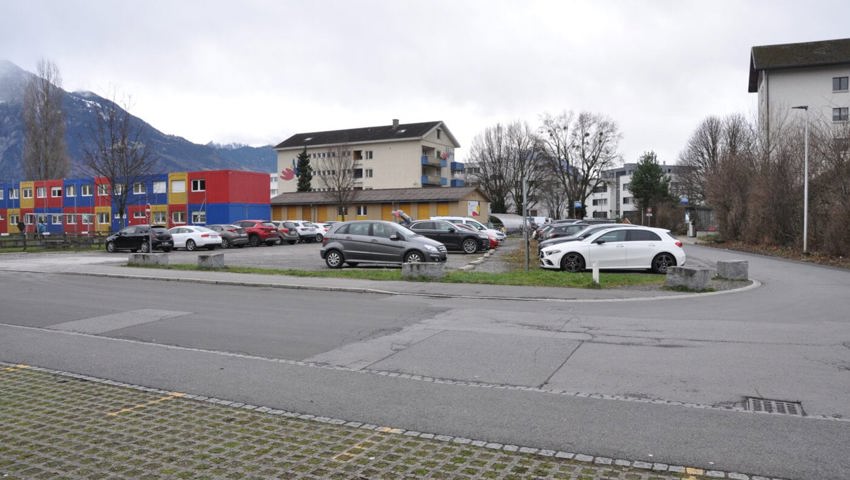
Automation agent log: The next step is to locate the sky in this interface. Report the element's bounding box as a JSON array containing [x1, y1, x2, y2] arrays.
[[3, 0, 849, 166]]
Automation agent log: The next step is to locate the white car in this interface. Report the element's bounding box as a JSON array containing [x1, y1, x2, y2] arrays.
[[311, 222, 331, 241], [168, 226, 223, 251], [288, 220, 320, 243], [539, 226, 685, 274]]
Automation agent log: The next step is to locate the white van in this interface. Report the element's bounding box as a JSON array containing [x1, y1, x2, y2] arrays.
[[430, 216, 507, 241]]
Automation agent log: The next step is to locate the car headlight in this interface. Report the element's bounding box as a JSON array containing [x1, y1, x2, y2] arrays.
[[543, 249, 562, 256], [424, 244, 438, 252]]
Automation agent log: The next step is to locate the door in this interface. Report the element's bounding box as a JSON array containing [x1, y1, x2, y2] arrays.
[[587, 229, 628, 268], [626, 229, 662, 268], [369, 222, 407, 263]]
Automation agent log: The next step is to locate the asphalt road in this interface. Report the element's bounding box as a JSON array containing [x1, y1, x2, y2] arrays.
[[0, 242, 848, 479]]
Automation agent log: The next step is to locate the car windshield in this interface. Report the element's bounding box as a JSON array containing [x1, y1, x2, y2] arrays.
[[393, 224, 420, 237], [261, 222, 276, 228]]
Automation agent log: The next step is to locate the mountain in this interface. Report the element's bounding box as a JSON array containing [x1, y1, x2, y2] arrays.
[[0, 60, 276, 181]]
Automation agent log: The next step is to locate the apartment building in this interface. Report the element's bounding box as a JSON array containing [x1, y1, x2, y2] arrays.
[[274, 120, 465, 193], [581, 163, 687, 221], [749, 38, 850, 133]]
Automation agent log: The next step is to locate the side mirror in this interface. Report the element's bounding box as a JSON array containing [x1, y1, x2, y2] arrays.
[[448, 227, 456, 233], [389, 233, 400, 241], [595, 239, 606, 245]]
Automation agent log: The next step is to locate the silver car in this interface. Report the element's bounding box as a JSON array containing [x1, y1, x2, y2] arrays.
[[320, 220, 447, 268]]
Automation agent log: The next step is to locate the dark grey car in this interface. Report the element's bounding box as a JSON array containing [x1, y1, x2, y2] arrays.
[[409, 220, 489, 254], [207, 224, 249, 248], [320, 220, 447, 268]]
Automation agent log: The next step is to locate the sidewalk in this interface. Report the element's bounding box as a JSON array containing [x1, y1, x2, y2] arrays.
[[0, 363, 757, 480]]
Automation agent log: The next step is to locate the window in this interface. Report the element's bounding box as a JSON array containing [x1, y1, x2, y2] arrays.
[[153, 181, 166, 194], [623, 197, 631, 204], [191, 179, 206, 192], [66, 185, 76, 197], [437, 128, 442, 139], [97, 212, 110, 224], [337, 206, 348, 216], [51, 186, 62, 197], [372, 222, 395, 238], [97, 184, 109, 196], [66, 214, 77, 224], [153, 211, 167, 224], [0, 189, 3, 200], [833, 107, 849, 122], [833, 76, 849, 92], [357, 205, 367, 216], [36, 187, 46, 198], [365, 169, 373, 178], [81, 214, 93, 225], [24, 213, 35, 224], [622, 183, 631, 192], [364, 150, 373, 159], [171, 180, 186, 193], [192, 211, 206, 224], [81, 184, 92, 196], [628, 230, 661, 241], [597, 229, 628, 243], [113, 184, 124, 196], [133, 182, 146, 194], [23, 187, 33, 199], [353, 168, 363, 179], [592, 199, 608, 206], [133, 211, 146, 219], [51, 214, 62, 225], [10, 214, 19, 225], [172, 211, 186, 224], [9, 188, 18, 199]]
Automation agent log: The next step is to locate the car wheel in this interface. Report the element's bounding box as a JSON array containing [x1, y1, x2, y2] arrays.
[[651, 253, 676, 274], [106, 241, 116, 253], [325, 249, 344, 268], [221, 238, 231, 249], [315, 233, 323, 242], [560, 252, 585, 272], [140, 241, 150, 253], [185, 239, 196, 251], [462, 238, 478, 254], [249, 235, 260, 247], [404, 250, 424, 263]]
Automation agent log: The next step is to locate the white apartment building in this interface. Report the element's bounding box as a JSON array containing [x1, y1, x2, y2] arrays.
[[584, 162, 687, 221], [749, 38, 850, 133], [274, 120, 464, 194]]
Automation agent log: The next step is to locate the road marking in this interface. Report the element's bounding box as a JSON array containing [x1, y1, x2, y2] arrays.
[[2, 364, 29, 373], [106, 392, 185, 416]]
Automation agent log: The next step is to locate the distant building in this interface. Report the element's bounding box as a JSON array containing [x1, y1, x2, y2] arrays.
[[749, 38, 850, 133], [584, 163, 687, 222], [274, 120, 465, 193]]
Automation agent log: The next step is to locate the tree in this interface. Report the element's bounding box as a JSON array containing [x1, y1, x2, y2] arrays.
[[629, 151, 671, 225], [296, 147, 313, 192], [504, 121, 546, 215], [81, 94, 158, 230], [316, 145, 358, 220], [22, 59, 69, 180], [467, 124, 512, 213], [540, 111, 621, 218]]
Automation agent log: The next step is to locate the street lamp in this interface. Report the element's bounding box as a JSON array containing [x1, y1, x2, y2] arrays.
[[791, 105, 809, 254]]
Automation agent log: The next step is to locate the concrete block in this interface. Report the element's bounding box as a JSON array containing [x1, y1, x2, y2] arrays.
[[197, 253, 225, 269], [717, 260, 748, 280], [128, 253, 169, 266], [665, 266, 711, 290], [401, 262, 445, 279]]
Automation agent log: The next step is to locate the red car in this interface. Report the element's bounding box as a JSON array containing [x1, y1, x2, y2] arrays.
[[453, 222, 498, 250], [233, 220, 281, 247]]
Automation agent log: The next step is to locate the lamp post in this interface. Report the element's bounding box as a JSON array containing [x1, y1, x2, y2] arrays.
[[791, 105, 809, 254]]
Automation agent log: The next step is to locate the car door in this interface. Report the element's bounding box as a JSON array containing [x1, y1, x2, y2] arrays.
[[587, 229, 629, 268], [338, 221, 375, 262], [116, 226, 138, 250], [170, 227, 188, 249], [369, 222, 406, 263], [626, 229, 663, 268], [432, 221, 461, 250], [410, 221, 440, 245]]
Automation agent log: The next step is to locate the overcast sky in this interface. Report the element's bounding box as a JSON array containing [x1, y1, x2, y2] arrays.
[[3, 0, 849, 166]]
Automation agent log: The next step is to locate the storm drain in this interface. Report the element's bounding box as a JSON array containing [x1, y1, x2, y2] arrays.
[[744, 397, 805, 416]]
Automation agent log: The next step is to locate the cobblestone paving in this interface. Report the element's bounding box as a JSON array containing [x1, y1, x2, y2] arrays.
[[1, 364, 766, 480]]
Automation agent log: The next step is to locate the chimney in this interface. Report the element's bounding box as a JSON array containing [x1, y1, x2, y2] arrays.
[[392, 119, 399, 129]]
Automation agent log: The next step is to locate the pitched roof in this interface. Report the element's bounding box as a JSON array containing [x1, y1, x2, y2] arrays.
[[748, 38, 850, 92], [271, 186, 487, 206], [274, 121, 460, 150]]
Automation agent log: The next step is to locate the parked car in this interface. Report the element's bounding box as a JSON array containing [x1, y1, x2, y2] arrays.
[[168, 225, 223, 251], [207, 224, 249, 248], [105, 225, 173, 253], [320, 220, 447, 268], [537, 223, 629, 252], [539, 222, 591, 241], [430, 216, 506, 242], [409, 220, 490, 254], [233, 220, 281, 246], [455, 223, 498, 250], [312, 222, 331, 241], [539, 225, 685, 274], [271, 221, 300, 245], [287, 220, 320, 243]]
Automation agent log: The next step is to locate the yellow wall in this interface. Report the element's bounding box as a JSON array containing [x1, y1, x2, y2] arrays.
[[95, 206, 111, 233], [20, 181, 34, 209], [436, 203, 450, 216], [5, 208, 20, 234], [167, 172, 188, 206]]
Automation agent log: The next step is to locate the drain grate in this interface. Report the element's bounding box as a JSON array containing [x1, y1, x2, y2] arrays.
[[745, 397, 805, 416]]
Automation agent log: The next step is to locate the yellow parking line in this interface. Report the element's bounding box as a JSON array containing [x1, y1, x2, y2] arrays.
[[2, 364, 30, 373], [106, 392, 185, 416]]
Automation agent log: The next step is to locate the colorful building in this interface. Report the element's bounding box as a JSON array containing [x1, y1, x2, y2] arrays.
[[0, 170, 271, 235]]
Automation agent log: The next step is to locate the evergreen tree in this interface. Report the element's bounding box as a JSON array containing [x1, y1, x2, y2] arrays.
[[629, 151, 671, 225], [296, 147, 313, 192]]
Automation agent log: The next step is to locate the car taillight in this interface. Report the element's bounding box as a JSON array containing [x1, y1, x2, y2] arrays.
[[675, 241, 683, 248], [201, 233, 210, 238], [322, 237, 329, 246], [282, 228, 289, 233]]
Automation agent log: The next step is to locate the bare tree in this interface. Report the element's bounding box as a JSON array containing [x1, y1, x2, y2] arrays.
[[22, 59, 69, 180], [504, 121, 546, 215], [540, 111, 621, 218], [315, 145, 358, 220], [467, 124, 512, 213], [677, 116, 723, 205], [81, 94, 157, 230]]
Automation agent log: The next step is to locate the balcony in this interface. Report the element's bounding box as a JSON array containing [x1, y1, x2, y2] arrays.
[[450, 161, 465, 172], [420, 155, 442, 167], [450, 179, 465, 187], [421, 175, 443, 186]]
